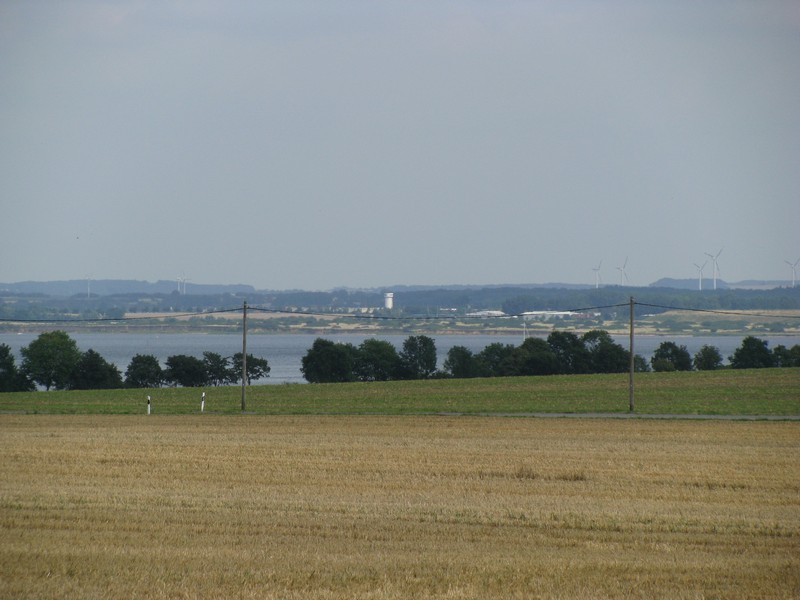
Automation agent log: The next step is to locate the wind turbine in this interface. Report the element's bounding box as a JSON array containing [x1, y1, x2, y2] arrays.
[[786, 258, 800, 288], [704, 248, 723, 290], [693, 261, 707, 291], [592, 260, 603, 289], [177, 275, 190, 295], [616, 257, 629, 286]]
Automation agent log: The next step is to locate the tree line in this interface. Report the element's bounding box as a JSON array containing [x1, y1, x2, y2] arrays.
[[0, 331, 269, 392], [1, 330, 797, 393], [649, 336, 800, 371], [299, 332, 800, 383], [299, 332, 641, 383]]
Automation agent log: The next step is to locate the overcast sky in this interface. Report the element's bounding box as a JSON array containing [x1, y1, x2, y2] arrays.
[[1, 1, 798, 290]]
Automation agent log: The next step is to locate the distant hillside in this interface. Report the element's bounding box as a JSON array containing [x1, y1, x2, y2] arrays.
[[726, 280, 793, 290], [649, 278, 791, 290], [649, 278, 730, 290], [0, 279, 255, 296], [2, 280, 799, 325], [374, 282, 595, 292]]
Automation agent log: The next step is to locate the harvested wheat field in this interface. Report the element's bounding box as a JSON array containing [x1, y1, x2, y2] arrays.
[[1, 415, 798, 599]]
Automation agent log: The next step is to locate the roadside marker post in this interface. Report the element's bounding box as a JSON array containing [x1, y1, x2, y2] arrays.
[[201, 392, 205, 413], [147, 395, 151, 415]]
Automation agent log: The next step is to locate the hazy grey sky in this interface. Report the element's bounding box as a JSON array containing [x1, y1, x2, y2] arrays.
[[1, 1, 798, 290]]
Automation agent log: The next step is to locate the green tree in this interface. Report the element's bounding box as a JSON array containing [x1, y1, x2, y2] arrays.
[[582, 330, 629, 374], [301, 339, 357, 383], [0, 344, 34, 392], [21, 331, 82, 390], [772, 344, 800, 368], [165, 355, 208, 387], [651, 341, 692, 372], [354, 339, 400, 382], [729, 336, 774, 369], [693, 345, 723, 371], [634, 354, 650, 373], [231, 353, 271, 384], [476, 343, 516, 377], [397, 335, 437, 380], [511, 337, 559, 376], [203, 352, 235, 386], [125, 354, 164, 388], [70, 349, 124, 390], [443, 345, 483, 378], [547, 331, 591, 374]]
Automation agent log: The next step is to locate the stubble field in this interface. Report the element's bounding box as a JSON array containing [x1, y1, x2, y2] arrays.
[[1, 415, 798, 599]]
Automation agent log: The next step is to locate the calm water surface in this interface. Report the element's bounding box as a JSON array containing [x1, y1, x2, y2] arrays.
[[2, 332, 798, 385]]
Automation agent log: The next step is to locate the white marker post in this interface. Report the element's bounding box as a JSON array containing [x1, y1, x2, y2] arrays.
[[201, 392, 205, 413], [147, 395, 151, 415]]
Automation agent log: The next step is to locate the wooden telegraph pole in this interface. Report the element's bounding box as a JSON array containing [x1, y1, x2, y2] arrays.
[[241, 301, 247, 412], [628, 296, 635, 412]]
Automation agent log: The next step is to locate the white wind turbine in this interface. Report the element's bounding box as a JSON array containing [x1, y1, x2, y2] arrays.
[[786, 258, 800, 288], [592, 260, 603, 289], [177, 275, 190, 295], [693, 261, 707, 291], [704, 248, 723, 290], [616, 257, 629, 286]]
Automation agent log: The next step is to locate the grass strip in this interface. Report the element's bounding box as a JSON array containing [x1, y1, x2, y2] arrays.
[[1, 368, 798, 416]]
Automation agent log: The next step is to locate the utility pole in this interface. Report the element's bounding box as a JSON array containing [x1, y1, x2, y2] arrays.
[[241, 301, 247, 412], [629, 296, 635, 413]]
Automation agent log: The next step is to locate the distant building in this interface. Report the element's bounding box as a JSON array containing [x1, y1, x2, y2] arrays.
[[465, 310, 507, 318], [384, 292, 394, 310]]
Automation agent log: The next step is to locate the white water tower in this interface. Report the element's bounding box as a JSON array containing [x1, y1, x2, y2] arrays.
[[384, 292, 394, 310]]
